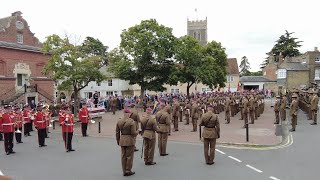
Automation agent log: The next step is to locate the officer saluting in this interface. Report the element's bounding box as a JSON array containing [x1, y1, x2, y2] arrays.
[[0, 105, 16, 155], [116, 108, 139, 176], [199, 105, 220, 165]]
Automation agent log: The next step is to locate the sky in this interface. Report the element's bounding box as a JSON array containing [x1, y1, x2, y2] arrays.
[[1, 0, 320, 71]]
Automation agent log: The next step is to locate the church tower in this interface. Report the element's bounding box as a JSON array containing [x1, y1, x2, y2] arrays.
[[187, 17, 207, 46]]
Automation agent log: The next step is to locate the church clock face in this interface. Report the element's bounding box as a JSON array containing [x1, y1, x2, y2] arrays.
[[15, 21, 24, 30]]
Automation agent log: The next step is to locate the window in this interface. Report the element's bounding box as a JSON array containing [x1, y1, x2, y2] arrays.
[[17, 74, 22, 86], [315, 69, 320, 80], [193, 32, 197, 38], [202, 88, 211, 92], [277, 69, 287, 79], [171, 89, 179, 94], [106, 91, 113, 96], [108, 79, 112, 86], [17, 33, 23, 44], [198, 32, 201, 41], [227, 76, 234, 82], [96, 82, 101, 86]]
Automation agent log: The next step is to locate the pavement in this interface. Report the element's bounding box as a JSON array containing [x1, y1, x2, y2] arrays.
[[0, 99, 319, 180], [50, 99, 281, 146]]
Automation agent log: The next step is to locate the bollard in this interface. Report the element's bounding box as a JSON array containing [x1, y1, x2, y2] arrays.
[[246, 123, 249, 142], [53, 121, 55, 130], [98, 121, 101, 133]]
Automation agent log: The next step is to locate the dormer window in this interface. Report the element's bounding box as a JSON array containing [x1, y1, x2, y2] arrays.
[[277, 69, 287, 79], [17, 33, 23, 44]]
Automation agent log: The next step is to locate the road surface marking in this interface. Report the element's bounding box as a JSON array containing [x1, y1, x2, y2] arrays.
[[0, 170, 3, 175], [246, 165, 263, 173], [270, 176, 280, 180], [216, 149, 226, 154], [228, 156, 242, 162]]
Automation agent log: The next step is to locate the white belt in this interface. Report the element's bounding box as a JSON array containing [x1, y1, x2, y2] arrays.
[[23, 117, 30, 119], [37, 121, 45, 123], [82, 116, 88, 117], [2, 123, 14, 125], [65, 123, 74, 126]]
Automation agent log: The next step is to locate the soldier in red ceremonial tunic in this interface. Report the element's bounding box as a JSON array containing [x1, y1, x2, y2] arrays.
[[0, 108, 3, 141], [23, 104, 32, 137], [34, 105, 47, 147], [0, 105, 16, 155], [60, 106, 75, 152], [14, 107, 23, 143], [78, 104, 90, 137]]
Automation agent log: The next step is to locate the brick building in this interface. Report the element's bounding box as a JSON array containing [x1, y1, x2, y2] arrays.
[[0, 11, 54, 105], [262, 48, 320, 94]]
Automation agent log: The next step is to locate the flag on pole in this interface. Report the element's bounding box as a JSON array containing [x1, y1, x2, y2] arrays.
[[152, 100, 159, 114]]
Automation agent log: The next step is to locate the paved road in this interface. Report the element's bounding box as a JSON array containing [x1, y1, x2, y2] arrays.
[[0, 108, 318, 180]]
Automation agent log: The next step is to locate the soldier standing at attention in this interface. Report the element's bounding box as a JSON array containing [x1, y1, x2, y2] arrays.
[[0, 105, 16, 155], [274, 96, 281, 124], [248, 94, 255, 124], [224, 96, 231, 124], [191, 101, 199, 131], [199, 105, 220, 165], [242, 94, 249, 128], [111, 97, 117, 115], [239, 95, 244, 120], [130, 103, 140, 151], [310, 90, 319, 125], [172, 99, 179, 131], [141, 108, 159, 165], [78, 104, 90, 137], [289, 94, 299, 132], [116, 109, 138, 176], [156, 104, 170, 156], [184, 100, 191, 125], [34, 105, 47, 147], [280, 95, 287, 121], [179, 100, 185, 122]]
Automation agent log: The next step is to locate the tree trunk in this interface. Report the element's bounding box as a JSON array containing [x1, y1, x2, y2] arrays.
[[140, 84, 145, 101], [187, 84, 190, 100], [73, 89, 79, 118]]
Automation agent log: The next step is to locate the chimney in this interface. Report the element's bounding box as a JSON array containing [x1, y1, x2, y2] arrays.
[[315, 47, 319, 52], [278, 52, 283, 65], [11, 11, 22, 17]]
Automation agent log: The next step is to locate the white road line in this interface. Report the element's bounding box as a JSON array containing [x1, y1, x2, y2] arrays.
[[270, 176, 280, 180], [216, 149, 226, 154], [0, 170, 3, 175], [246, 165, 263, 173], [228, 156, 242, 162]]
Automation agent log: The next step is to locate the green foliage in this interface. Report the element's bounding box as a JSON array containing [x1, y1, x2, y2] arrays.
[[271, 30, 302, 59], [202, 41, 228, 88], [42, 34, 107, 114], [261, 30, 302, 68], [239, 56, 251, 76], [108, 19, 176, 97], [168, 36, 202, 88], [250, 71, 263, 76], [169, 37, 227, 97]]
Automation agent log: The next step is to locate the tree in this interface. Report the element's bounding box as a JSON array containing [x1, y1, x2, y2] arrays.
[[201, 41, 228, 89], [169, 37, 228, 98], [261, 30, 302, 68], [239, 56, 251, 76], [168, 36, 203, 98], [250, 71, 263, 76], [42, 35, 107, 115], [108, 19, 176, 98]]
